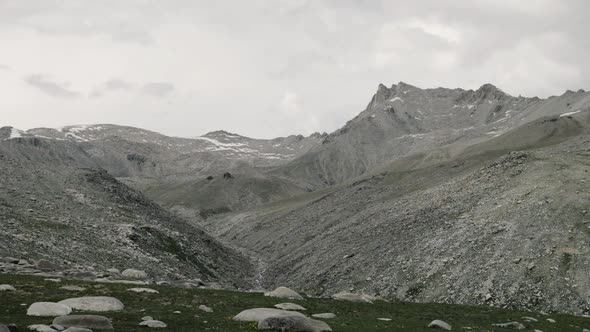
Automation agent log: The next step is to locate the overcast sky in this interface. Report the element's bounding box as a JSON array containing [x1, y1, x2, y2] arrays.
[[1, 0, 589, 138]]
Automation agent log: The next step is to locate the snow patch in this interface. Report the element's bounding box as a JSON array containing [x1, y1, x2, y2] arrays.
[[560, 110, 581, 117], [9, 127, 23, 139], [194, 136, 248, 148]]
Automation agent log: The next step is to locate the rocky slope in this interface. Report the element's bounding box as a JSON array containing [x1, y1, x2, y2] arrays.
[[0, 137, 254, 288], [206, 109, 590, 313]]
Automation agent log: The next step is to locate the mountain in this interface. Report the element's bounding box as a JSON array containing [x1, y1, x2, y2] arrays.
[[2, 81, 590, 313], [0, 137, 254, 287], [275, 82, 590, 186], [2, 124, 326, 217], [206, 108, 590, 313]]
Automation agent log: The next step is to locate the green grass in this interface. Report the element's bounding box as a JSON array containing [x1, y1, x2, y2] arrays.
[[1, 274, 589, 331]]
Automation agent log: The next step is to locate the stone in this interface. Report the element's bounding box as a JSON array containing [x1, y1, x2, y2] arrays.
[[258, 315, 332, 332], [312, 313, 336, 319], [139, 320, 167, 328], [332, 292, 373, 303], [63, 328, 93, 332], [45, 278, 62, 283], [274, 303, 307, 311], [60, 285, 87, 292], [0, 324, 8, 332], [35, 259, 62, 271], [53, 315, 113, 330], [0, 284, 16, 291], [522, 316, 538, 322], [428, 319, 452, 330], [58, 296, 124, 312], [27, 325, 57, 332], [546, 318, 556, 323], [106, 268, 120, 275], [264, 286, 304, 300], [233, 308, 306, 322], [492, 322, 525, 329], [377, 318, 392, 321], [127, 287, 158, 294], [142, 316, 153, 321], [121, 269, 148, 280], [198, 305, 213, 313], [27, 302, 72, 316]]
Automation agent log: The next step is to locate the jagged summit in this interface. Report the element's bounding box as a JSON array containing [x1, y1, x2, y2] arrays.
[[203, 130, 245, 139]]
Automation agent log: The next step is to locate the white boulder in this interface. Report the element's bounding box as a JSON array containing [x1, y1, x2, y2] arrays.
[[58, 296, 124, 312], [264, 287, 304, 300], [27, 302, 72, 317]]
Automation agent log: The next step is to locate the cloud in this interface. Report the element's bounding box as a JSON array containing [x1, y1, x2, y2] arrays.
[[0, 64, 11, 71], [24, 74, 80, 98], [90, 78, 135, 97], [141, 82, 175, 97]]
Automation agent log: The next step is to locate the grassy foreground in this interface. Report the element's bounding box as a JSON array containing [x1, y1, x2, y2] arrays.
[[1, 274, 589, 331]]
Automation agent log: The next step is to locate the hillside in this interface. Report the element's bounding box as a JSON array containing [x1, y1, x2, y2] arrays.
[[0, 137, 254, 287], [205, 110, 590, 313]]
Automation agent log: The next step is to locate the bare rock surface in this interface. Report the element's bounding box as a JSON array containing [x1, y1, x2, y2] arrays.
[[264, 287, 304, 300], [27, 302, 72, 317], [258, 315, 332, 332], [233, 308, 306, 322], [58, 297, 124, 312], [274, 303, 306, 311], [53, 315, 113, 330]]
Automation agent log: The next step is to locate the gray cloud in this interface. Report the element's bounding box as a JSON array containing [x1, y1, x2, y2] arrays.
[[90, 79, 135, 97], [141, 82, 175, 97], [24, 74, 80, 98]]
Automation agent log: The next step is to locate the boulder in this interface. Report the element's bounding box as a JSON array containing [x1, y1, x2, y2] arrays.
[[492, 322, 525, 330], [233, 308, 306, 322], [332, 292, 373, 303], [63, 328, 93, 332], [35, 259, 61, 271], [121, 269, 148, 280], [428, 319, 452, 330], [312, 313, 336, 319], [258, 315, 332, 332], [127, 287, 158, 294], [264, 287, 304, 300], [139, 320, 167, 328], [27, 302, 72, 316], [198, 305, 213, 313], [27, 325, 57, 332], [53, 315, 113, 330], [0, 324, 8, 332], [274, 303, 307, 311], [58, 296, 124, 312], [0, 285, 16, 291]]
